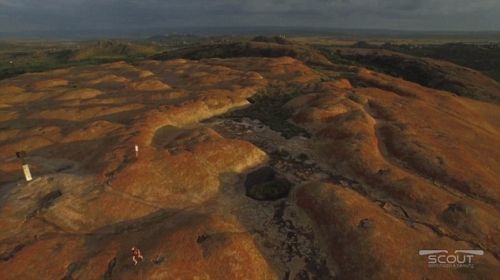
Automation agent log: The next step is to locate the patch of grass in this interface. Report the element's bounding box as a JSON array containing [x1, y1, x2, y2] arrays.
[[0, 40, 167, 81], [224, 87, 311, 139]]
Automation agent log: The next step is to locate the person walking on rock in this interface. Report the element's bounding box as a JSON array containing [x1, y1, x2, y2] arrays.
[[131, 247, 144, 265]]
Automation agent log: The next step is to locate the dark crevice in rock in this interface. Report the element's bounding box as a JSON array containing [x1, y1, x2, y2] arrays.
[[26, 190, 63, 219], [0, 244, 25, 262], [103, 257, 117, 279], [244, 167, 291, 201], [244, 166, 276, 188], [197, 234, 209, 244], [152, 255, 165, 265], [62, 262, 80, 280], [39, 190, 63, 209]]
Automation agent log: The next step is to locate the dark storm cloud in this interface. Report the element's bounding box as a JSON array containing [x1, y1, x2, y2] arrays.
[[0, 0, 499, 33]]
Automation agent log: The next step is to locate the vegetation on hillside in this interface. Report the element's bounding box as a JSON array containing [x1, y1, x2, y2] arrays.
[[384, 43, 500, 83], [153, 39, 331, 65], [316, 44, 500, 103], [3, 36, 500, 105], [0, 40, 165, 80], [224, 87, 311, 139]]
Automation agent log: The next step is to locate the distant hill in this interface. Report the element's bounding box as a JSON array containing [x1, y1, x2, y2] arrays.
[[350, 41, 378, 48], [383, 42, 500, 83], [153, 40, 331, 66], [0, 40, 165, 81], [147, 34, 202, 45], [251, 36, 291, 45], [323, 47, 500, 104], [69, 40, 161, 61]]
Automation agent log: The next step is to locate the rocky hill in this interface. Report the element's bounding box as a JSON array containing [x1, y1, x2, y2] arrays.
[[330, 47, 500, 104], [0, 46, 499, 278], [153, 40, 332, 66]]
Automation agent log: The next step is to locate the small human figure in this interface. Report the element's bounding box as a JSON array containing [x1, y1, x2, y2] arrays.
[[131, 247, 144, 265]]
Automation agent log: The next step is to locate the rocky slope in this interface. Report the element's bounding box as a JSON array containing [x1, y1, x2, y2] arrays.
[[333, 47, 500, 104], [0, 52, 499, 279]]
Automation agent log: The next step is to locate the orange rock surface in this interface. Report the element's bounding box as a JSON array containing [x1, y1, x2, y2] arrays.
[[0, 57, 320, 279], [288, 68, 500, 278], [0, 54, 499, 279]]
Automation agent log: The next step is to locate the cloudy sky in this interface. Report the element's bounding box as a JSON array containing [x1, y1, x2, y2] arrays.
[[1, 0, 499, 35]]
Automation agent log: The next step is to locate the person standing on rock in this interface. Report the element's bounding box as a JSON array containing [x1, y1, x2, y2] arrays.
[[131, 247, 144, 265]]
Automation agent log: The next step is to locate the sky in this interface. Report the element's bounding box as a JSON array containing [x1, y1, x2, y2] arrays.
[[1, 0, 500, 36]]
